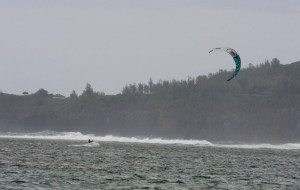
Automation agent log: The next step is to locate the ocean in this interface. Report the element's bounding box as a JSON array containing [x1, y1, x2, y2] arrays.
[[0, 131, 299, 189]]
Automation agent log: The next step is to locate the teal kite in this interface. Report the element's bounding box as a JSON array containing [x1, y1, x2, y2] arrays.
[[209, 47, 241, 81]]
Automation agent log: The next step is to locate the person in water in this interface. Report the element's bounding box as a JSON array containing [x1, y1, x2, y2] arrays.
[[88, 139, 93, 143]]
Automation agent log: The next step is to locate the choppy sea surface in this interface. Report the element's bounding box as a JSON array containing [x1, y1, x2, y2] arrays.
[[0, 131, 299, 189]]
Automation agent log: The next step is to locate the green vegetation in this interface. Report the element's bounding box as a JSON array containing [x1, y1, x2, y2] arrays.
[[1, 58, 300, 143]]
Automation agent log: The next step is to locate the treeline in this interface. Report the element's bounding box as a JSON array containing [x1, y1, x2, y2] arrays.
[[0, 58, 300, 143]]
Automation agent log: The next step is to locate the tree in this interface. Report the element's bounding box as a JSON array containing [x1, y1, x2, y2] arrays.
[[137, 83, 144, 94], [70, 90, 78, 98], [34, 88, 49, 98], [148, 78, 153, 94], [271, 58, 280, 66], [122, 85, 131, 95], [81, 83, 94, 96]]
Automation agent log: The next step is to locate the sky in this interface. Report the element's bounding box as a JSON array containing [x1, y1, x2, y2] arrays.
[[0, 0, 299, 96]]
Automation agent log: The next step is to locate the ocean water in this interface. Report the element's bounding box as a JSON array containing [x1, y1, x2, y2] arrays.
[[0, 131, 300, 189]]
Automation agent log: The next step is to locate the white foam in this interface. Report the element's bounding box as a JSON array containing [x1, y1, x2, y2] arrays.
[[216, 143, 300, 150], [0, 131, 211, 146], [1, 131, 299, 150], [0, 131, 92, 140]]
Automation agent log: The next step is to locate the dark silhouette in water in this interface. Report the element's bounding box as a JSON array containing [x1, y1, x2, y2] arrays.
[[88, 139, 93, 143]]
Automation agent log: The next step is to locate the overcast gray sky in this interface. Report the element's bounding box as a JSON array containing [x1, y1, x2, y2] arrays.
[[0, 0, 299, 96]]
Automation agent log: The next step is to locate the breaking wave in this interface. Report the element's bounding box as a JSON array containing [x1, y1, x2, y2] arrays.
[[0, 130, 299, 150]]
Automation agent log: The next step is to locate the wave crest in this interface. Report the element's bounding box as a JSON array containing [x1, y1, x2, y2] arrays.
[[1, 131, 299, 149]]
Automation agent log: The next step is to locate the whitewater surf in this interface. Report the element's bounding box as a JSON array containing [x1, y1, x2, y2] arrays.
[[0, 131, 299, 150]]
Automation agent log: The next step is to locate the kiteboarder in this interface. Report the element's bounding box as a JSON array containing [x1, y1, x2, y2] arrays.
[[88, 139, 93, 143]]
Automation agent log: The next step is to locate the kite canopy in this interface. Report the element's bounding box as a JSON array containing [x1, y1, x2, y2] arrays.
[[209, 47, 241, 81]]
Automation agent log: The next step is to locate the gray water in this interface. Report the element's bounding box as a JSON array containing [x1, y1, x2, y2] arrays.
[[0, 138, 299, 189]]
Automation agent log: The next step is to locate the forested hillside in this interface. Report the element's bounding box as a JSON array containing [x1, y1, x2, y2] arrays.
[[1, 58, 300, 143]]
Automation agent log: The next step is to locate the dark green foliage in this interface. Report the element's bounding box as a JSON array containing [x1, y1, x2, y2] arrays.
[[70, 90, 78, 99], [81, 83, 94, 97], [0, 59, 300, 143], [34, 88, 49, 98]]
